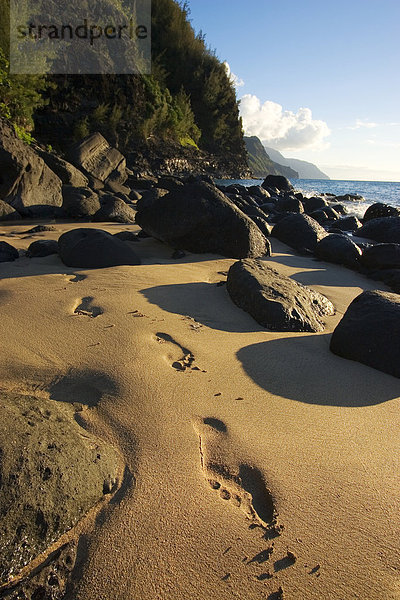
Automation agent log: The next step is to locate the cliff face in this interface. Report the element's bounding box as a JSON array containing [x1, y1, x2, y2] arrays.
[[127, 139, 251, 179], [264, 146, 330, 180], [244, 136, 299, 179]]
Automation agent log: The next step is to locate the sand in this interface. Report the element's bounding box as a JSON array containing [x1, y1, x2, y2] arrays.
[[0, 220, 399, 599]]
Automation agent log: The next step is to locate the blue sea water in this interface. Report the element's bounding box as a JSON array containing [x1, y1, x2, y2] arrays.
[[218, 178, 400, 219]]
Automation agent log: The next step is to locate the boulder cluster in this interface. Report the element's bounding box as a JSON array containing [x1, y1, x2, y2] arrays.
[[1, 125, 399, 381]]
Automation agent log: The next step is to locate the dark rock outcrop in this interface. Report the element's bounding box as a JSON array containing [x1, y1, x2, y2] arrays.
[[262, 175, 294, 193], [227, 259, 335, 332], [314, 234, 362, 269], [271, 213, 328, 253], [330, 290, 400, 378], [26, 239, 59, 257], [93, 196, 136, 224], [0, 392, 120, 582], [363, 203, 400, 222], [357, 217, 400, 244], [58, 228, 141, 268], [135, 182, 269, 258], [0, 241, 19, 262], [0, 119, 62, 216]]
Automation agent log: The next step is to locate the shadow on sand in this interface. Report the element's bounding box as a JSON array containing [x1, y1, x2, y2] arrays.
[[141, 281, 265, 334], [237, 333, 400, 407]]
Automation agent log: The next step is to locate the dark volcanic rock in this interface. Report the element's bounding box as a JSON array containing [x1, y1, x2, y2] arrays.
[[271, 213, 328, 253], [24, 224, 56, 234], [68, 132, 127, 183], [135, 182, 269, 258], [58, 228, 141, 268], [314, 234, 362, 269], [0, 118, 62, 216], [363, 203, 400, 222], [262, 175, 293, 193], [0, 240, 19, 262], [93, 196, 136, 223], [334, 216, 362, 232], [330, 290, 400, 378], [0, 199, 21, 221], [62, 185, 101, 218], [26, 239, 59, 257], [302, 196, 329, 214], [251, 216, 273, 238], [0, 392, 120, 582], [275, 196, 304, 213], [227, 259, 335, 332], [360, 244, 400, 270], [357, 217, 400, 244], [36, 149, 89, 187], [113, 231, 139, 242]]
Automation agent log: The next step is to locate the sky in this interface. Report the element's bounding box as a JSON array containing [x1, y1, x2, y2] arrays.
[[186, 0, 400, 181]]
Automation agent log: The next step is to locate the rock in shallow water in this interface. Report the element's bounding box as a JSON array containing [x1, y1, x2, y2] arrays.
[[227, 259, 335, 332], [330, 290, 400, 378], [0, 392, 120, 583]]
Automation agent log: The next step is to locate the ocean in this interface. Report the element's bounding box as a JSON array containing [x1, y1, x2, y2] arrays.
[[218, 178, 400, 219]]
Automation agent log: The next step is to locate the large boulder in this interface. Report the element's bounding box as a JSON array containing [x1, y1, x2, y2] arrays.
[[302, 196, 329, 214], [26, 239, 59, 258], [93, 196, 136, 223], [360, 243, 400, 270], [271, 213, 328, 253], [62, 185, 101, 218], [36, 149, 89, 187], [0, 119, 62, 216], [0, 241, 19, 262], [330, 290, 400, 378], [314, 234, 362, 269], [135, 182, 269, 259], [357, 217, 400, 244], [0, 199, 21, 221], [363, 203, 400, 222], [262, 175, 293, 193], [58, 228, 141, 268], [227, 259, 335, 332], [68, 132, 127, 184], [275, 196, 304, 213], [0, 392, 120, 582]]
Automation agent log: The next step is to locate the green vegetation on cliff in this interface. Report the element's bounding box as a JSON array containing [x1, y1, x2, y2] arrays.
[[0, 0, 247, 170]]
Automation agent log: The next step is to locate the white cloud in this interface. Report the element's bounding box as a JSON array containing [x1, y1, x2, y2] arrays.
[[348, 119, 379, 130], [240, 94, 331, 151], [223, 61, 244, 88]]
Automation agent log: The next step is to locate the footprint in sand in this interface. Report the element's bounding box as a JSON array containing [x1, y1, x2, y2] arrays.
[[193, 418, 277, 529], [74, 297, 103, 318], [68, 273, 87, 283], [155, 332, 197, 371]]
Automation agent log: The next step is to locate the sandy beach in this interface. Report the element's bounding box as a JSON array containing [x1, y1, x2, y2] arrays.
[[0, 220, 399, 600]]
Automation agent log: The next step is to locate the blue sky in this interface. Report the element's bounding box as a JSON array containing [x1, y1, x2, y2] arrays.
[[187, 0, 400, 180]]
